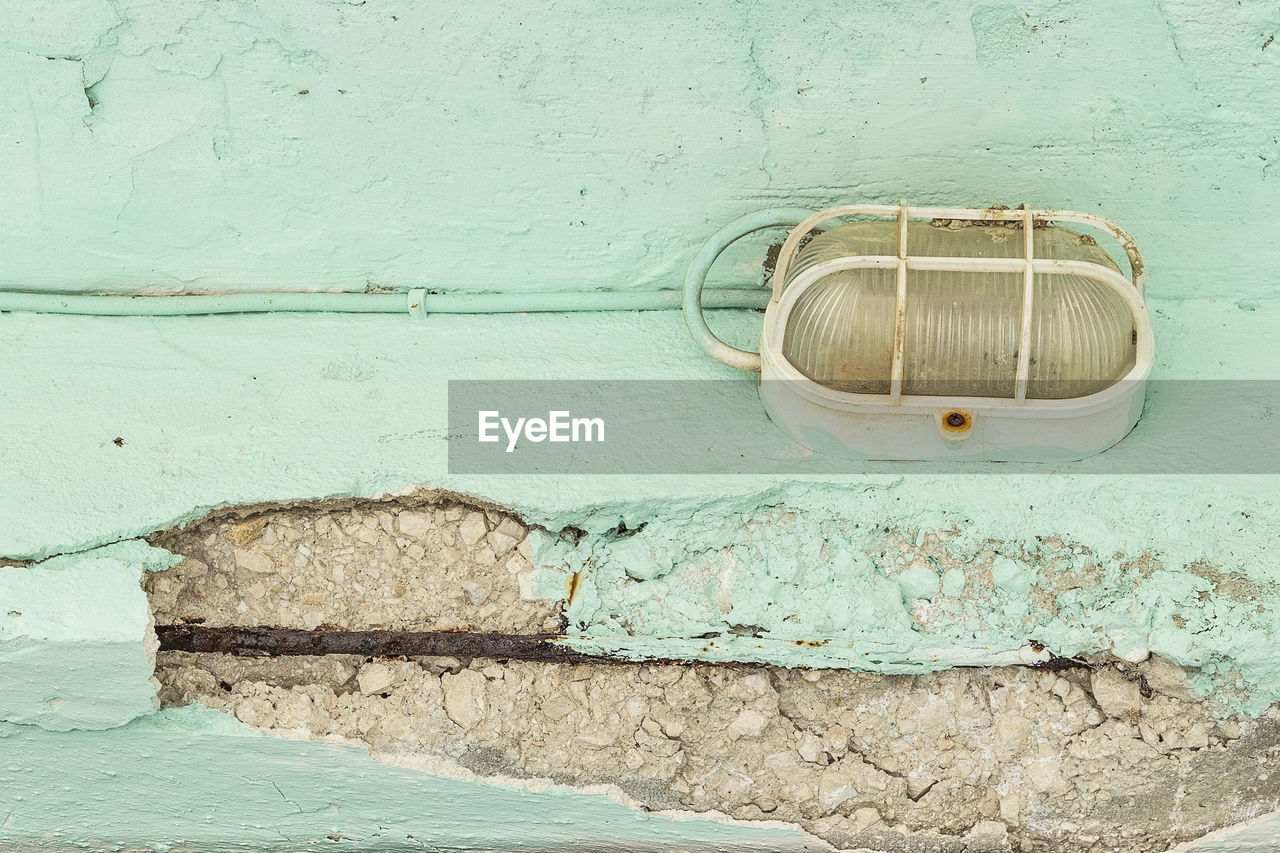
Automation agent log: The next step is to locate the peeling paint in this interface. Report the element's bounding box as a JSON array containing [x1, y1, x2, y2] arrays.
[[4, 0, 1280, 848], [0, 540, 178, 731], [530, 509, 1280, 713]]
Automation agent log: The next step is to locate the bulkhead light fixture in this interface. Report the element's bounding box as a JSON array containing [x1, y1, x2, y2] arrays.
[[684, 203, 1152, 461]]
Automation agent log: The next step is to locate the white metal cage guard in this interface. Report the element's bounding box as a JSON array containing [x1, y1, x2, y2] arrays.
[[684, 203, 1153, 461]]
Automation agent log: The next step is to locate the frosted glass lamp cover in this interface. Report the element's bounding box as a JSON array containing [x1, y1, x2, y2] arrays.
[[749, 204, 1152, 461], [780, 221, 1136, 400]]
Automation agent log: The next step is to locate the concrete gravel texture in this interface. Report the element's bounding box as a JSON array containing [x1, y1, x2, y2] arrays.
[[147, 498, 557, 634], [146, 498, 1280, 852], [157, 652, 1271, 853]]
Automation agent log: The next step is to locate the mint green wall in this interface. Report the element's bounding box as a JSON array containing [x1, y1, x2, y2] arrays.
[[0, 542, 176, 731], [3, 0, 1279, 848], [0, 705, 814, 851], [2, 0, 1276, 299]]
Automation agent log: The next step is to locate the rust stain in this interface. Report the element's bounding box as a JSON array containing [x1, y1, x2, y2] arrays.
[[565, 571, 582, 605], [1031, 655, 1091, 672], [156, 625, 772, 669], [1120, 238, 1145, 278], [763, 230, 822, 283], [157, 625, 603, 664], [942, 410, 973, 433], [931, 203, 1049, 230]]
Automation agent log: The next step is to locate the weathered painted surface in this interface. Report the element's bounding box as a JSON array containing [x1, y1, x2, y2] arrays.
[[531, 497, 1278, 713], [5, 303, 1280, 713], [1185, 812, 1280, 852], [0, 540, 175, 731], [2, 0, 1279, 848], [0, 704, 817, 851], [1, 0, 1277, 300]]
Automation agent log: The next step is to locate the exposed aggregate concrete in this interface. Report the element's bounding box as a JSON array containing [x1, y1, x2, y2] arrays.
[[158, 651, 1275, 853], [146, 498, 1280, 852], [147, 498, 557, 634]]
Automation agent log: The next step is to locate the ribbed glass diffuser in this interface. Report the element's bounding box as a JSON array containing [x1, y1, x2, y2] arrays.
[[781, 221, 1137, 399]]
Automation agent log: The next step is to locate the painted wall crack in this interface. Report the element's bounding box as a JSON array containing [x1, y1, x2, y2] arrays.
[[134, 493, 1280, 851]]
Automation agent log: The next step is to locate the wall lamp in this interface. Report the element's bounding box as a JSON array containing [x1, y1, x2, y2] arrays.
[[684, 203, 1152, 461]]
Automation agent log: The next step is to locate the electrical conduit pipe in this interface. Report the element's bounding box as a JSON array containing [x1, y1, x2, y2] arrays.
[[0, 210, 815, 323], [0, 288, 770, 316], [681, 207, 816, 371]]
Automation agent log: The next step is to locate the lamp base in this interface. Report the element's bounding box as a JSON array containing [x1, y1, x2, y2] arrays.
[[758, 354, 1146, 463]]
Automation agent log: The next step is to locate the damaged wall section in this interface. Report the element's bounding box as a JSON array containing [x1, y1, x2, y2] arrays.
[[147, 492, 1280, 713], [0, 540, 177, 731], [158, 652, 1271, 853], [140, 493, 1280, 853], [147, 497, 556, 634]]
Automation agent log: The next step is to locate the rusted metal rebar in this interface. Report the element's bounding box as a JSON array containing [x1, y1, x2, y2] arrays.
[[159, 625, 1090, 672], [157, 624, 603, 663]]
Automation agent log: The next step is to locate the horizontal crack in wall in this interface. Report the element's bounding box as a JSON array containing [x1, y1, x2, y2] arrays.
[[158, 625, 596, 663], [139, 494, 1280, 853]]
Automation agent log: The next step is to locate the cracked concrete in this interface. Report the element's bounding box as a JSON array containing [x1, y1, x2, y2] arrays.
[[147, 496, 557, 633], [157, 650, 1274, 852], [145, 496, 1280, 852]]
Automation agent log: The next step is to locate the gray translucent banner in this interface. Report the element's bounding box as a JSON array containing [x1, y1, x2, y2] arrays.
[[447, 380, 1280, 474]]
